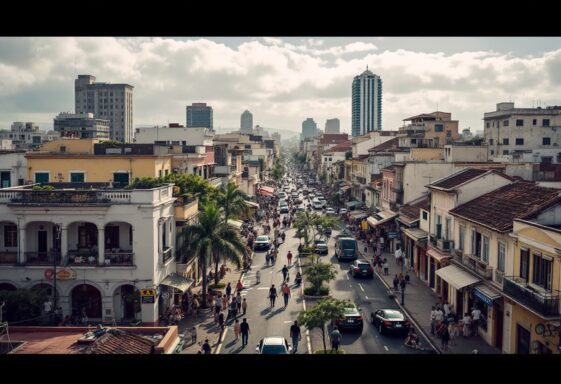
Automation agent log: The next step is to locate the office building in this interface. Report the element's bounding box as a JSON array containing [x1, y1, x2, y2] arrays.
[[352, 68, 382, 136], [186, 103, 213, 129]]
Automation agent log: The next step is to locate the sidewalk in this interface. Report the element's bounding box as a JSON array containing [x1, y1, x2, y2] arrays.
[[178, 262, 244, 354], [357, 238, 501, 354]]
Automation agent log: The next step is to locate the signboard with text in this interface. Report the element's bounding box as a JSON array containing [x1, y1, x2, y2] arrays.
[[140, 289, 156, 304]]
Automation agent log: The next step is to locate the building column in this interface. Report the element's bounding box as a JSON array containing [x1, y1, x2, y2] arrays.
[[18, 226, 26, 264], [158, 221, 163, 261], [98, 226, 105, 265], [61, 227, 68, 265]]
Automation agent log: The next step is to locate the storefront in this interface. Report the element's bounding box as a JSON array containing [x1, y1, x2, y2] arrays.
[[367, 210, 399, 253], [158, 273, 194, 322], [435, 264, 479, 315], [467, 284, 503, 349], [426, 247, 453, 293], [402, 227, 428, 278]]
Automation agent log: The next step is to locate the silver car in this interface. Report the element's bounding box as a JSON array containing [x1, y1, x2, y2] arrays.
[[256, 337, 292, 354]]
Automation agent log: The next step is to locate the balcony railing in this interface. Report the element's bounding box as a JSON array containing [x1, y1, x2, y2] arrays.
[[25, 252, 62, 265], [104, 252, 134, 266], [162, 247, 173, 263], [494, 270, 505, 287], [0, 252, 17, 264], [456, 252, 493, 279], [503, 276, 560, 317], [68, 251, 99, 265], [9, 190, 110, 205]]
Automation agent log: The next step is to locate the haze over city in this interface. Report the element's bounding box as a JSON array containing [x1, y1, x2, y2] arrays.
[[2, 36, 561, 134]]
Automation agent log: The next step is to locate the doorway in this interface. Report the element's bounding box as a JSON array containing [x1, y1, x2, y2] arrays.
[[495, 303, 504, 350], [429, 259, 435, 289], [517, 324, 530, 354], [38, 230, 48, 258], [456, 289, 464, 318]]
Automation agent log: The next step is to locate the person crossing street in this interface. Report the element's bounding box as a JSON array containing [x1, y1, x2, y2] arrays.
[[290, 320, 302, 354]]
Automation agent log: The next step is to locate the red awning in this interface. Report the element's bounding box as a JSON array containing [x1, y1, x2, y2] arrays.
[[258, 186, 275, 196]]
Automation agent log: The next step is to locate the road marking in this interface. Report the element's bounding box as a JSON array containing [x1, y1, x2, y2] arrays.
[[257, 287, 270, 290], [283, 320, 293, 324], [384, 345, 389, 351], [358, 284, 365, 292], [365, 296, 369, 299]]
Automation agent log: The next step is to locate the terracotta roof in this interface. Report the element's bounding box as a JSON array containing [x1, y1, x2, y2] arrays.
[[368, 137, 400, 153], [382, 166, 395, 172], [399, 196, 430, 221], [319, 134, 349, 145], [449, 181, 561, 232], [430, 168, 488, 190], [79, 329, 156, 354], [354, 154, 369, 160], [324, 140, 352, 153]]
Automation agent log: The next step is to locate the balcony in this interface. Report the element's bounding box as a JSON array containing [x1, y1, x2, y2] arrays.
[[494, 270, 504, 287], [162, 247, 173, 263], [25, 252, 62, 266], [437, 239, 454, 252], [0, 251, 17, 264], [104, 252, 134, 266], [457, 252, 493, 279], [503, 276, 560, 318]]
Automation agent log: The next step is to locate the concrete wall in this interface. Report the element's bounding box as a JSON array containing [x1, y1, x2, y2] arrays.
[[0, 152, 27, 187], [445, 145, 489, 162], [135, 127, 213, 146], [410, 148, 444, 161], [402, 162, 460, 204], [40, 139, 97, 154]]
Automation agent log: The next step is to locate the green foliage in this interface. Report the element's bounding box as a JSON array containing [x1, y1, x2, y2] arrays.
[[32, 185, 55, 190], [463, 137, 484, 146], [128, 176, 164, 189], [304, 262, 337, 295], [345, 150, 352, 160], [303, 286, 329, 296], [217, 182, 249, 222], [0, 289, 48, 323], [208, 282, 226, 290]]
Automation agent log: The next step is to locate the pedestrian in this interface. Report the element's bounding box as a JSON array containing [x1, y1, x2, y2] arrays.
[[330, 327, 342, 352], [221, 293, 228, 310], [282, 265, 289, 282], [430, 306, 437, 335], [225, 282, 232, 300], [399, 278, 406, 292], [377, 258, 383, 274], [471, 307, 481, 336], [201, 339, 212, 354], [240, 318, 250, 347], [236, 291, 242, 312], [233, 319, 241, 340], [439, 322, 450, 351], [383, 259, 389, 276], [393, 275, 399, 291], [214, 293, 223, 321], [405, 272, 410, 284], [287, 251, 293, 265], [282, 282, 291, 307], [448, 320, 458, 346], [255, 270, 261, 284], [395, 246, 402, 265], [242, 298, 248, 315], [192, 296, 199, 319], [443, 301, 450, 317], [290, 320, 302, 354], [236, 279, 244, 292], [462, 312, 472, 337], [268, 284, 278, 308], [218, 311, 225, 331]]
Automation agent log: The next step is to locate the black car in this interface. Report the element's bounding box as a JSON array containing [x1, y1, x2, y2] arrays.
[[349, 260, 374, 278], [334, 303, 363, 331], [370, 309, 411, 335]]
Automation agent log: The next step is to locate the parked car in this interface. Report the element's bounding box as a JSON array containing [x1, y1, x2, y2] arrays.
[[333, 303, 363, 331], [335, 237, 358, 261], [291, 191, 299, 198], [370, 309, 412, 335], [349, 259, 374, 278], [256, 337, 292, 354], [278, 192, 287, 200], [254, 235, 271, 251], [339, 208, 348, 215], [314, 239, 328, 255], [279, 204, 289, 214], [325, 208, 336, 215]]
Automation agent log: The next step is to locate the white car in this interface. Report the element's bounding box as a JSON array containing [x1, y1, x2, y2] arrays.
[[278, 192, 287, 199], [279, 204, 289, 213], [325, 208, 336, 215], [256, 337, 292, 354], [340, 208, 348, 215], [254, 235, 271, 251]]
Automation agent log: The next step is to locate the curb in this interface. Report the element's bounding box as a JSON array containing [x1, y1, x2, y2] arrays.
[[373, 269, 442, 354]]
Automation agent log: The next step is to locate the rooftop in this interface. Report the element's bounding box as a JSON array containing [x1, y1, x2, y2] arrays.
[[367, 137, 400, 153], [399, 196, 430, 221], [324, 140, 352, 154], [428, 168, 489, 190], [449, 181, 561, 232]]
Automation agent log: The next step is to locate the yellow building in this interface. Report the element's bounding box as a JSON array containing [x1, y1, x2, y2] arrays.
[[26, 139, 172, 185], [399, 111, 461, 148], [505, 219, 561, 354]]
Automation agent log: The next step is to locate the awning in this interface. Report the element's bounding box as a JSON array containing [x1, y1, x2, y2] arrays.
[[350, 210, 369, 220], [426, 247, 453, 263], [366, 210, 398, 227], [473, 284, 502, 305], [340, 185, 351, 192], [436, 265, 479, 290], [346, 200, 361, 209], [227, 219, 244, 230], [160, 273, 195, 293], [258, 186, 275, 196], [402, 227, 428, 241], [245, 201, 259, 208]]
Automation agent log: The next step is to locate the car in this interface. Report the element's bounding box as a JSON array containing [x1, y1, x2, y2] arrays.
[[254, 235, 271, 251], [333, 303, 363, 331], [278, 192, 287, 200], [294, 198, 303, 205], [256, 337, 292, 354], [325, 208, 336, 215], [279, 199, 287, 206], [312, 200, 323, 210], [370, 309, 412, 335], [339, 208, 348, 215], [279, 205, 289, 214], [297, 206, 306, 211], [335, 237, 358, 261], [349, 259, 374, 278], [313, 239, 328, 255], [291, 191, 299, 198]]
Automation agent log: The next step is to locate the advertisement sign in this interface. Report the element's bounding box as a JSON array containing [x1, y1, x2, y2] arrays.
[[44, 268, 77, 280], [140, 289, 156, 304], [387, 232, 400, 239]]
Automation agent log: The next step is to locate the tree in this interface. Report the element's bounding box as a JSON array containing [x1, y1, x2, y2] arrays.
[[313, 215, 340, 241], [217, 182, 249, 223], [0, 289, 48, 323], [293, 211, 319, 249], [177, 202, 249, 305], [345, 150, 352, 160], [298, 297, 348, 353], [304, 262, 337, 295]]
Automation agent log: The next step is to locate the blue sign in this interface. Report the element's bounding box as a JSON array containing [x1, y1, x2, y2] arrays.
[[387, 232, 400, 239], [473, 288, 493, 306]]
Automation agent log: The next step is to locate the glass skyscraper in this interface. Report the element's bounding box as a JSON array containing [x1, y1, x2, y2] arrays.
[[352, 69, 382, 137], [186, 103, 213, 129]]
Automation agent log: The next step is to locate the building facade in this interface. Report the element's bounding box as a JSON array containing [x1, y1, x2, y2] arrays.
[[241, 110, 253, 133], [325, 118, 340, 134], [399, 111, 460, 148], [74, 75, 134, 143], [352, 69, 382, 136], [301, 118, 318, 139], [54, 113, 110, 139], [186, 103, 213, 129], [0, 122, 59, 150]]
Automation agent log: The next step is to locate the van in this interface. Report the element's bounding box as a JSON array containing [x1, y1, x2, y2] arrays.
[[335, 237, 358, 261]]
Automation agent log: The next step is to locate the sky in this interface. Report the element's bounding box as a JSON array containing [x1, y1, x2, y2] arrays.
[[1, 36, 561, 136]]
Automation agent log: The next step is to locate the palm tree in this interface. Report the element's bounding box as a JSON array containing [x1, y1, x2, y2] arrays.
[[177, 202, 250, 306], [217, 182, 249, 223]]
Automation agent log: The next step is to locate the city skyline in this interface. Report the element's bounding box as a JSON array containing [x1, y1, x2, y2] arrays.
[[2, 37, 561, 134]]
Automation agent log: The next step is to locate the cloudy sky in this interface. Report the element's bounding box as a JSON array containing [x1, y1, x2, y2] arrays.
[[1, 36, 561, 136]]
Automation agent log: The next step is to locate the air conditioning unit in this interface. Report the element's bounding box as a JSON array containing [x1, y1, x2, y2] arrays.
[[437, 239, 453, 252]]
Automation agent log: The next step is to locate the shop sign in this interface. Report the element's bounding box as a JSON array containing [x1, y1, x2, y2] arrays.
[[140, 289, 156, 304], [44, 268, 77, 280], [387, 232, 400, 239]]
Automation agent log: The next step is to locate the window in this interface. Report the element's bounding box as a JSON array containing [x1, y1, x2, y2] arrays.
[[533, 119, 537, 125], [34, 172, 49, 183], [543, 119, 550, 126], [532, 253, 552, 290], [503, 138, 509, 145], [515, 138, 524, 145], [60, 146, 66, 152], [482, 236, 489, 263], [445, 218, 451, 240], [486, 122, 490, 129], [489, 139, 494, 145], [520, 249, 530, 280], [459, 225, 465, 250], [498, 242, 505, 272], [4, 225, 17, 247], [435, 124, 444, 132], [422, 211, 428, 220], [490, 150, 494, 155], [542, 156, 553, 164], [543, 137, 551, 145], [0, 171, 10, 188], [503, 150, 509, 155], [516, 119, 524, 127], [70, 172, 85, 183], [436, 215, 442, 239], [113, 172, 129, 186], [503, 120, 509, 127]]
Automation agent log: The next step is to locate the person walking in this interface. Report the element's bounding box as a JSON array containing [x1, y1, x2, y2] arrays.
[[233, 319, 241, 341], [221, 293, 228, 310], [399, 277, 406, 293], [393, 275, 399, 291], [241, 298, 248, 315], [439, 321, 450, 351], [287, 251, 293, 266], [282, 265, 289, 282], [236, 291, 242, 313], [330, 327, 342, 352], [225, 282, 232, 300], [269, 284, 278, 308], [383, 259, 389, 276], [430, 306, 437, 335], [290, 320, 302, 354], [281, 282, 291, 307], [462, 312, 472, 337], [240, 318, 250, 348], [201, 339, 212, 354], [471, 307, 481, 336], [255, 270, 261, 284]]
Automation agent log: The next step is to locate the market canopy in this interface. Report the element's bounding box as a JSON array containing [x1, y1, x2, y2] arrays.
[[340, 185, 351, 192], [160, 273, 195, 293], [435, 265, 479, 290], [350, 210, 369, 220], [366, 210, 398, 227], [245, 201, 260, 208], [346, 200, 361, 209], [227, 219, 244, 230], [258, 186, 275, 196]]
